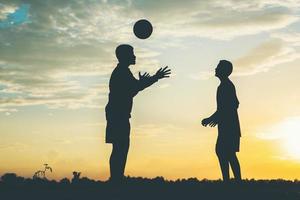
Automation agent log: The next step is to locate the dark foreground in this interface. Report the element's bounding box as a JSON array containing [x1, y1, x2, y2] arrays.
[[1, 174, 300, 200]]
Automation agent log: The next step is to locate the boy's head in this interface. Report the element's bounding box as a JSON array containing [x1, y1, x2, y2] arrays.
[[115, 44, 136, 65], [215, 60, 233, 78]]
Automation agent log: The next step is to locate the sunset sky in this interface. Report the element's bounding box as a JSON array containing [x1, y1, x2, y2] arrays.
[[0, 0, 300, 181]]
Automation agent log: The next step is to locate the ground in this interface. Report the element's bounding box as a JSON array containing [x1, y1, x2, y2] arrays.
[[1, 174, 300, 200]]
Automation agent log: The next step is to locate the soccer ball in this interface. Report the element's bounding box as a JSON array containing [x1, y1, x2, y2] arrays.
[[133, 19, 153, 39]]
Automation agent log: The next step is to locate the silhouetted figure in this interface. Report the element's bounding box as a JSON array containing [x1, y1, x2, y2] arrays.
[[202, 60, 241, 182], [105, 44, 171, 183]]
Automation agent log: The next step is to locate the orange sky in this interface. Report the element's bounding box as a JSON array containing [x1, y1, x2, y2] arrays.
[[0, 0, 300, 181]]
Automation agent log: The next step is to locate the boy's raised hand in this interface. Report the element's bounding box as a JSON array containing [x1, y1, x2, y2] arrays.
[[139, 72, 151, 81], [155, 66, 171, 80]]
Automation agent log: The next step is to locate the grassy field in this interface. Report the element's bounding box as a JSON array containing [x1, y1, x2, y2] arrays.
[[1, 173, 300, 200]]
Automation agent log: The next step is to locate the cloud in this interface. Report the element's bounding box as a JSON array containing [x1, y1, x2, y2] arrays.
[[0, 83, 107, 109], [0, 108, 17, 112], [271, 31, 300, 46], [158, 83, 170, 89], [0, 3, 30, 28], [127, 0, 300, 39], [189, 71, 213, 80], [0, 3, 18, 20], [233, 38, 300, 75], [0, 0, 299, 111], [0, 1, 119, 111], [191, 31, 300, 79]]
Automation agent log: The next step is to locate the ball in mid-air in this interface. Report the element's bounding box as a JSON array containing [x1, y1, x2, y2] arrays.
[[133, 19, 153, 39]]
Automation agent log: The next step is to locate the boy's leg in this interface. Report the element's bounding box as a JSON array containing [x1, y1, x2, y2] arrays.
[[217, 153, 230, 182], [109, 120, 130, 182], [119, 120, 130, 179], [110, 139, 130, 181], [119, 138, 130, 178], [110, 142, 121, 181], [229, 152, 241, 181], [216, 143, 230, 182]]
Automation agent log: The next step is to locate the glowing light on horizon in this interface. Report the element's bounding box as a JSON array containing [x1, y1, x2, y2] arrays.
[[265, 117, 300, 160]]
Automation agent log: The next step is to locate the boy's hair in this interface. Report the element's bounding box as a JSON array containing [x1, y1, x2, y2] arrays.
[[115, 44, 133, 62], [219, 60, 233, 77]]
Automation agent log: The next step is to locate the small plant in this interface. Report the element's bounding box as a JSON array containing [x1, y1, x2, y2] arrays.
[[72, 171, 81, 183], [33, 164, 53, 180]]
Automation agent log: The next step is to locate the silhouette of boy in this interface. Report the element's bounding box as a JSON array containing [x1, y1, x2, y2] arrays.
[[105, 44, 171, 183], [202, 60, 241, 182]]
